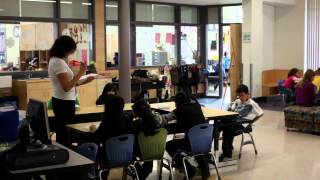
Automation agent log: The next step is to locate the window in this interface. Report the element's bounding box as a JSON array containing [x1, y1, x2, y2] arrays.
[[106, 1, 118, 21], [60, 0, 92, 19], [0, 22, 57, 72], [136, 3, 174, 23], [181, 26, 198, 64], [181, 6, 198, 24], [136, 25, 176, 66], [106, 25, 118, 67], [222, 6, 243, 24], [0, 0, 56, 18], [208, 7, 219, 24], [60, 23, 93, 64]]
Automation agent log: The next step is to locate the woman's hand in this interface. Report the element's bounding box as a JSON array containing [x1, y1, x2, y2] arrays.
[[78, 62, 87, 76], [86, 76, 95, 83]]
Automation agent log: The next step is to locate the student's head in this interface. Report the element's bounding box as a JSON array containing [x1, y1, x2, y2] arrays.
[[303, 69, 315, 82], [287, 68, 299, 78], [224, 52, 227, 57], [49, 36, 77, 59], [102, 83, 117, 96], [132, 98, 151, 118], [315, 68, 320, 76], [104, 95, 124, 114], [236, 84, 250, 102], [132, 99, 158, 135], [174, 92, 190, 108]]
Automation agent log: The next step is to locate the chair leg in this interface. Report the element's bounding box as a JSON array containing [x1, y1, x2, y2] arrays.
[[249, 133, 258, 155], [210, 154, 221, 180], [169, 160, 174, 180], [239, 133, 244, 159], [98, 169, 108, 180], [122, 168, 127, 180], [129, 164, 140, 180], [182, 157, 189, 180], [159, 160, 163, 180]]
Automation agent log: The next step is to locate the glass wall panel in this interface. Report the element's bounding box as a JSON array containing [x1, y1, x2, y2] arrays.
[[222, 6, 243, 24], [106, 1, 118, 21], [208, 7, 219, 24], [181, 26, 198, 64], [136, 3, 174, 23], [106, 25, 118, 67], [21, 0, 55, 18], [61, 0, 92, 19], [0, 22, 57, 72], [136, 25, 176, 66], [181, 6, 198, 24]]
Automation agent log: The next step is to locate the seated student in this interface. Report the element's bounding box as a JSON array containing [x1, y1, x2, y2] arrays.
[[131, 99, 166, 180], [87, 95, 131, 178], [219, 84, 263, 162], [96, 83, 117, 105], [313, 68, 320, 93], [283, 68, 302, 91], [295, 69, 316, 107], [166, 92, 210, 180]]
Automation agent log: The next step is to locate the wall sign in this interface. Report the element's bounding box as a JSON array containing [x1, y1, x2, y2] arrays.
[[243, 32, 251, 43]]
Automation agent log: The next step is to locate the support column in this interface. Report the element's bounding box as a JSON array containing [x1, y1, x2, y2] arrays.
[[242, 0, 263, 97], [119, 0, 131, 102], [94, 0, 106, 71]]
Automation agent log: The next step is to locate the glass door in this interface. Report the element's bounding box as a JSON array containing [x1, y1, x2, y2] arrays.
[[206, 24, 220, 97]]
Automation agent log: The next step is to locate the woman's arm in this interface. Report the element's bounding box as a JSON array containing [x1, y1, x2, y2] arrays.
[[57, 62, 86, 92]]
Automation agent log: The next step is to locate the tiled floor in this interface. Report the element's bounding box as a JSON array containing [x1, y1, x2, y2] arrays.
[[107, 104, 320, 180]]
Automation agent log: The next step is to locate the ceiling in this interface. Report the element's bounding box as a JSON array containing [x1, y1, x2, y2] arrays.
[[140, 0, 242, 5]]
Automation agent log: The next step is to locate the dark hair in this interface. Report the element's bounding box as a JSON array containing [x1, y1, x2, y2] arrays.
[[315, 68, 320, 75], [102, 83, 117, 95], [104, 95, 124, 114], [297, 69, 315, 88], [132, 99, 158, 136], [174, 92, 190, 107], [49, 36, 77, 58], [287, 68, 299, 78], [236, 84, 249, 94]]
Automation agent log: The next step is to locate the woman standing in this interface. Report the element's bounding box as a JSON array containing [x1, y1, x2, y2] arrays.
[[48, 35, 93, 146]]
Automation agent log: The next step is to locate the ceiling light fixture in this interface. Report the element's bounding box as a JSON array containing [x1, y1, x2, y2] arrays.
[[105, 4, 118, 8], [60, 1, 72, 4], [21, 0, 56, 3], [82, 2, 91, 6]]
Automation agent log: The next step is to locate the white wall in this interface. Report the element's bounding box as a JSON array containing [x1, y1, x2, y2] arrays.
[[274, 0, 305, 69], [263, 5, 275, 70]]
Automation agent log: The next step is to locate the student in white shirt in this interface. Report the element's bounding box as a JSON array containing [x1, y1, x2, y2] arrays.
[[48, 36, 94, 146], [220, 84, 264, 162]]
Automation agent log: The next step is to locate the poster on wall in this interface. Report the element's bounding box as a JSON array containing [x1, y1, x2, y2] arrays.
[[62, 24, 89, 62], [20, 24, 36, 50], [36, 23, 55, 50]]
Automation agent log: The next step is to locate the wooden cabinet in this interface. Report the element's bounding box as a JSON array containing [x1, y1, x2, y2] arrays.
[[20, 50, 50, 71], [12, 78, 113, 110], [77, 80, 97, 107], [13, 79, 53, 110]]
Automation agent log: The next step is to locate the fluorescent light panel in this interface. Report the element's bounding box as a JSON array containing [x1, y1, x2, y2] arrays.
[[21, 0, 56, 2]]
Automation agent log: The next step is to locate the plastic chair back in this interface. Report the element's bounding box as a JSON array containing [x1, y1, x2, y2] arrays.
[[188, 123, 213, 155], [77, 143, 98, 178], [77, 143, 98, 161], [0, 108, 19, 143], [105, 134, 135, 168], [138, 128, 168, 160]]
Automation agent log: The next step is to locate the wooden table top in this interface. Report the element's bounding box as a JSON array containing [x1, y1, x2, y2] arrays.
[[66, 101, 238, 133], [48, 103, 133, 118]]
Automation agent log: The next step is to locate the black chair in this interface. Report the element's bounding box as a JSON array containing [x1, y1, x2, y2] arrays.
[[237, 114, 264, 159]]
